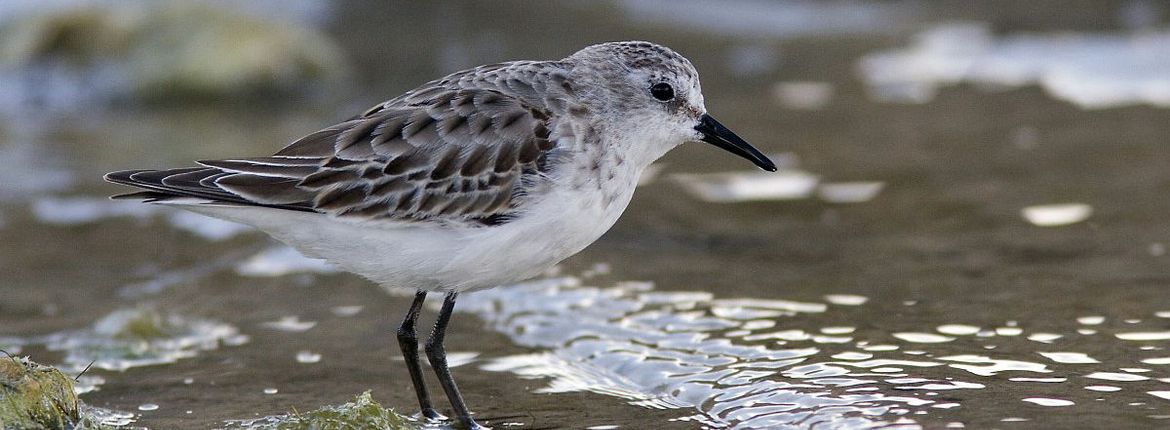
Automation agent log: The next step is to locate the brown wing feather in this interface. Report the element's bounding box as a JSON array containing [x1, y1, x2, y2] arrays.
[[106, 86, 561, 226]]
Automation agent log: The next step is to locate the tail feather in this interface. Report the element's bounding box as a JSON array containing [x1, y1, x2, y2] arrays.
[[104, 168, 316, 212], [111, 191, 173, 201]]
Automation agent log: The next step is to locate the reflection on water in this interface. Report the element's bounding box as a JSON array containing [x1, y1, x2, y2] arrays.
[[462, 277, 938, 428], [78, 404, 139, 429], [459, 273, 1170, 429], [1, 1, 1168, 428]]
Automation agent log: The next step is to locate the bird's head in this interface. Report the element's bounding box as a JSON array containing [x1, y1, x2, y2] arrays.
[[565, 41, 775, 171]]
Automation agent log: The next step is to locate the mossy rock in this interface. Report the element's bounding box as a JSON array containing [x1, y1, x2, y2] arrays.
[[0, 1, 347, 103], [233, 391, 416, 430], [0, 356, 80, 430]]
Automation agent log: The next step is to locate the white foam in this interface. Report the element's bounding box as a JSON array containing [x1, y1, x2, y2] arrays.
[[1022, 204, 1093, 227], [259, 316, 317, 332], [825, 294, 869, 306], [31, 197, 154, 224], [817, 181, 885, 204], [30, 196, 252, 241], [620, 0, 914, 39], [330, 305, 363, 317], [1085, 372, 1148, 382], [995, 327, 1024, 336], [859, 22, 1170, 109], [673, 170, 820, 203], [1022, 397, 1074, 407], [937, 325, 981, 336], [939, 355, 1051, 377], [893, 332, 955, 343], [1085, 385, 1121, 392], [1009, 377, 1067, 383], [1117, 331, 1170, 341], [832, 352, 873, 361], [773, 81, 835, 110], [445, 352, 479, 368], [1027, 333, 1062, 343], [1038, 352, 1099, 364], [295, 350, 322, 364], [36, 308, 244, 373], [1078, 316, 1106, 325]]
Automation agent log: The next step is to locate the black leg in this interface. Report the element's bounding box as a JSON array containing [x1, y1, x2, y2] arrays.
[[425, 292, 486, 430], [397, 290, 442, 420]]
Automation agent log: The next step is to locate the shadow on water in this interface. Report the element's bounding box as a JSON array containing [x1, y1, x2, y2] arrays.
[[2, 0, 1170, 429]]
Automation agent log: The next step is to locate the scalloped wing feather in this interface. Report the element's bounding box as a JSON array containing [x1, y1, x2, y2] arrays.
[[107, 83, 564, 226]]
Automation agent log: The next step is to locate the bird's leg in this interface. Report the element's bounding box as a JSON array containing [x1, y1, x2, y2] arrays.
[[397, 290, 442, 420], [425, 292, 486, 430]]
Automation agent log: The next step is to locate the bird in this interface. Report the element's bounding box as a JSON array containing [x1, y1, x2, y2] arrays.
[[104, 41, 775, 430]]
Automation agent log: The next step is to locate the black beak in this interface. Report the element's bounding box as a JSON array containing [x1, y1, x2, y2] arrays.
[[695, 114, 777, 172]]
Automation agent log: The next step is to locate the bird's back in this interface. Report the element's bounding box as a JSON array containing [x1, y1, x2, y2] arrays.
[[106, 59, 582, 228]]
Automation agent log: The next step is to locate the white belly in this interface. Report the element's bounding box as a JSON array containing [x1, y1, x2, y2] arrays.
[[176, 173, 638, 293]]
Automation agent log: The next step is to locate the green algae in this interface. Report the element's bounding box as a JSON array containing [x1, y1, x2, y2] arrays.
[[108, 308, 173, 341], [0, 355, 79, 430], [227, 391, 415, 430], [46, 307, 245, 372]]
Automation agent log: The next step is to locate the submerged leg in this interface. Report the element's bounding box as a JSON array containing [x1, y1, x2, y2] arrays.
[[425, 292, 486, 430], [397, 290, 442, 419]]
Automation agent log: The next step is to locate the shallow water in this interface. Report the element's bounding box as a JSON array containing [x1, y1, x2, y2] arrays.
[[2, 1, 1170, 429]]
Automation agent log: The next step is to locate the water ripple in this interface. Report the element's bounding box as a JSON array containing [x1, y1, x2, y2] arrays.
[[458, 273, 1170, 428], [462, 277, 951, 429]]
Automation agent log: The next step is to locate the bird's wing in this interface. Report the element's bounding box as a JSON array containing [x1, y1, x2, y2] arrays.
[[106, 87, 560, 226]]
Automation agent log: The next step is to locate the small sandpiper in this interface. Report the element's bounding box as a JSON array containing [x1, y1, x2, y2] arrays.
[[106, 41, 775, 429]]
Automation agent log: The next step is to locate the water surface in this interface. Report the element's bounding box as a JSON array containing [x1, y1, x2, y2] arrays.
[[2, 1, 1169, 429]]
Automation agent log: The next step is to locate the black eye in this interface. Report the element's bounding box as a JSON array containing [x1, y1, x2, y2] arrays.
[[650, 82, 674, 101]]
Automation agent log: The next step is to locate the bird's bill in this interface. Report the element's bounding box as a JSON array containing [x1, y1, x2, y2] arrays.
[[694, 114, 777, 172]]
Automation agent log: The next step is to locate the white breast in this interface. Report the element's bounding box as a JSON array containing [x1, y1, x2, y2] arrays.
[[435, 149, 644, 289]]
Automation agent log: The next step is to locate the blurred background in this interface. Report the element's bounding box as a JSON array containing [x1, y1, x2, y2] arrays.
[[2, 1, 1169, 429]]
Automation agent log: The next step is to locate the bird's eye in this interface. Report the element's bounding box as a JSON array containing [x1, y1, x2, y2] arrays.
[[650, 82, 674, 101]]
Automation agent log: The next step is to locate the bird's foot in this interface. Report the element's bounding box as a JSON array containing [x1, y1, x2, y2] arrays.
[[415, 408, 446, 422], [460, 416, 490, 430]]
